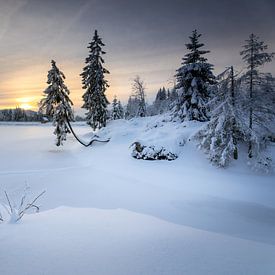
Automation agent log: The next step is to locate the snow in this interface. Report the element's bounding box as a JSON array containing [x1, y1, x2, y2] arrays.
[[0, 117, 275, 275]]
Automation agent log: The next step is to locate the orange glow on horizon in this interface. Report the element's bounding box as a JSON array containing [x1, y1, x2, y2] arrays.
[[15, 97, 38, 110], [0, 60, 167, 113], [19, 103, 33, 110]]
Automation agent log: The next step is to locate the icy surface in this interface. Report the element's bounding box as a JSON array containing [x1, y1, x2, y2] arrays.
[[0, 117, 275, 275]]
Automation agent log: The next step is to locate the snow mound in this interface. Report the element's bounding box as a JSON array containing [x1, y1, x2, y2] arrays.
[[97, 115, 203, 157]]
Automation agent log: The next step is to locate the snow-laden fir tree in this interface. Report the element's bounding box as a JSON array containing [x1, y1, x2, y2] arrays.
[[111, 96, 124, 120], [156, 87, 167, 101], [168, 88, 178, 107], [132, 76, 146, 117], [195, 67, 243, 167], [240, 33, 274, 159], [81, 30, 109, 130], [117, 100, 124, 119], [39, 60, 74, 146], [174, 30, 216, 121]]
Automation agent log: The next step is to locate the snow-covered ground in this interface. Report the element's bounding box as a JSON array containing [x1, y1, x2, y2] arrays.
[[0, 116, 275, 275]]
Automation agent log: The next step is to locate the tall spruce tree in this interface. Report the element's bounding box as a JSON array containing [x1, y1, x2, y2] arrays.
[[240, 34, 274, 158], [174, 30, 215, 121], [81, 30, 109, 130], [39, 60, 74, 146]]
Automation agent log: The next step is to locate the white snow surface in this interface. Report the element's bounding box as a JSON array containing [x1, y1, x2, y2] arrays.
[[0, 116, 275, 275]]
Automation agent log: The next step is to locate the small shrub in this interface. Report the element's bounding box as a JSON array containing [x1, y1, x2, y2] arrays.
[[0, 189, 46, 223]]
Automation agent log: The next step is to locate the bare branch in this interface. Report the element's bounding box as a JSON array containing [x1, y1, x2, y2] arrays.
[[19, 190, 46, 216], [4, 191, 13, 215]]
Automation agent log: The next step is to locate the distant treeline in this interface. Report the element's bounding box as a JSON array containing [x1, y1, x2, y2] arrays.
[[0, 107, 85, 122], [0, 108, 43, 122]]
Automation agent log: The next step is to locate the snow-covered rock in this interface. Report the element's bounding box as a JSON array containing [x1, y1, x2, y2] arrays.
[[131, 141, 178, 161]]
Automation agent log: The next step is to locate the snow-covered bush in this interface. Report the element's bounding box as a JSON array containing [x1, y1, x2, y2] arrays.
[[0, 189, 46, 223], [131, 142, 177, 161]]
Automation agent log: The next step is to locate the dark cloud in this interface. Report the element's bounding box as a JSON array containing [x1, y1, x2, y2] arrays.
[[0, 0, 274, 109]]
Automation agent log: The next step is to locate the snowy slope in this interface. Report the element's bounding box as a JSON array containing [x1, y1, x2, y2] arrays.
[[1, 207, 275, 275], [0, 117, 274, 275]]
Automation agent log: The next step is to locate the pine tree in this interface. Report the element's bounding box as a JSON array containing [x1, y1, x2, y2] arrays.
[[195, 67, 243, 167], [153, 87, 168, 114], [125, 96, 139, 119], [125, 96, 134, 119], [117, 100, 124, 119], [111, 96, 124, 120], [240, 34, 274, 158], [39, 60, 74, 146], [81, 30, 110, 130], [174, 30, 215, 121]]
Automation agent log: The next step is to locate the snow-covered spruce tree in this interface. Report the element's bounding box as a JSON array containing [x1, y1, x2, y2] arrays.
[[39, 60, 74, 146], [195, 67, 243, 167], [111, 96, 124, 120], [174, 30, 216, 121], [125, 96, 132, 119], [240, 34, 274, 159], [168, 88, 179, 107], [117, 100, 124, 118], [81, 30, 110, 130], [132, 76, 146, 117]]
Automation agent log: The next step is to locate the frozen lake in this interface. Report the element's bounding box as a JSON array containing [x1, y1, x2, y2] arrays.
[[0, 119, 274, 275]]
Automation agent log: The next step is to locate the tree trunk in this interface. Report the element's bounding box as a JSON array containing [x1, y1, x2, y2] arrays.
[[65, 114, 110, 147], [248, 45, 254, 158], [230, 66, 238, 160]]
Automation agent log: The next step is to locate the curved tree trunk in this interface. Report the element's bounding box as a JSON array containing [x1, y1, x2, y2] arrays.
[[65, 114, 110, 147]]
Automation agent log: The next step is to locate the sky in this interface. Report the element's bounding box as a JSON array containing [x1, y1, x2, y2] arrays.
[[0, 0, 275, 113]]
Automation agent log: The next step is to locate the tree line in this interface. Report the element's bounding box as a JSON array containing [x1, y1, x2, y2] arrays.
[[38, 29, 275, 171], [0, 108, 43, 122], [116, 30, 275, 170]]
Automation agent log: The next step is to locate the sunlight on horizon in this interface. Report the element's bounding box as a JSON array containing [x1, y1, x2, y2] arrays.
[[15, 97, 38, 110], [19, 103, 33, 110]]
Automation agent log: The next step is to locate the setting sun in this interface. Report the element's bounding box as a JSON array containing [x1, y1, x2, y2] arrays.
[[15, 97, 37, 110], [19, 103, 33, 110]]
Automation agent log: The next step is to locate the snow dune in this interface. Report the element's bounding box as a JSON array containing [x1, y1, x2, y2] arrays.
[[0, 116, 274, 274]]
